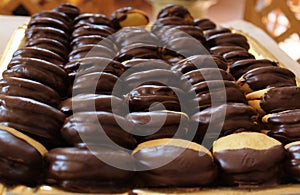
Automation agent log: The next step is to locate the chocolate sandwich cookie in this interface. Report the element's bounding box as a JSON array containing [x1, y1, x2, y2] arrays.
[[110, 7, 149, 29], [210, 45, 247, 56], [262, 109, 300, 143], [28, 17, 70, 34], [73, 13, 113, 28], [133, 138, 217, 187], [181, 68, 234, 86], [4, 58, 68, 97], [125, 85, 184, 112], [151, 17, 194, 33], [52, 3, 80, 20], [157, 4, 194, 22], [193, 18, 216, 30], [0, 77, 60, 108], [191, 103, 259, 143], [207, 32, 250, 50], [230, 59, 278, 80], [70, 35, 116, 51], [72, 24, 115, 39], [237, 66, 296, 94], [122, 58, 170, 71], [190, 80, 247, 111], [126, 111, 189, 143], [46, 146, 134, 193], [213, 132, 285, 186], [222, 50, 255, 64], [0, 95, 65, 148], [204, 27, 231, 39], [31, 10, 72, 28], [59, 94, 124, 116], [284, 141, 300, 182], [0, 125, 47, 186], [71, 72, 119, 96], [25, 38, 69, 59], [68, 45, 115, 62], [246, 86, 300, 115], [171, 54, 229, 74], [124, 69, 182, 91], [61, 112, 136, 149], [25, 27, 69, 47]]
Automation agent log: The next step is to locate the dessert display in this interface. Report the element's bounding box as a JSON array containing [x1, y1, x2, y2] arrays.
[[0, 2, 300, 194]]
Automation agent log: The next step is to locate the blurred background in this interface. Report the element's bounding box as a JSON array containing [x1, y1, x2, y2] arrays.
[[0, 0, 299, 62]]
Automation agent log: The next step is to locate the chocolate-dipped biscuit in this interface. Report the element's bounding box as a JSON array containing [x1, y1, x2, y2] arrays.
[[191, 103, 258, 143], [151, 17, 193, 33], [157, 4, 194, 22], [125, 85, 184, 112], [59, 94, 124, 116], [110, 7, 149, 29], [0, 125, 47, 186], [210, 45, 247, 56], [73, 13, 113, 28], [12, 47, 65, 66], [61, 112, 136, 148], [31, 10, 72, 28], [0, 77, 60, 108], [204, 27, 231, 39], [133, 138, 217, 187], [70, 35, 116, 51], [263, 109, 300, 143], [122, 58, 170, 71], [28, 17, 70, 34], [213, 132, 285, 186], [190, 80, 247, 111], [4, 58, 68, 97], [246, 86, 300, 115], [46, 146, 134, 192], [284, 141, 300, 182], [0, 95, 65, 148], [52, 3, 80, 20], [25, 38, 68, 59], [207, 32, 250, 50], [230, 59, 278, 80], [171, 54, 229, 74], [126, 111, 189, 142], [181, 68, 235, 86], [222, 50, 255, 64], [193, 18, 216, 30], [72, 24, 115, 39], [68, 45, 115, 62], [237, 66, 296, 94]]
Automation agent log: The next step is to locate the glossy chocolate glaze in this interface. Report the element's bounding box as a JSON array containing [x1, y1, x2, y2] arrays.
[[261, 87, 300, 113], [125, 85, 184, 112], [71, 72, 119, 96], [74, 13, 113, 28], [4, 58, 68, 97], [28, 17, 70, 34], [122, 59, 170, 71], [72, 25, 115, 39], [207, 33, 250, 50], [230, 59, 278, 80], [70, 35, 116, 51], [31, 11, 72, 28], [0, 77, 60, 108], [126, 111, 189, 142], [210, 45, 247, 56], [193, 18, 216, 30], [59, 94, 124, 116], [12, 47, 65, 66], [214, 146, 284, 185], [151, 17, 194, 33], [46, 147, 134, 192], [0, 95, 65, 148], [25, 38, 69, 59], [204, 27, 231, 39], [61, 112, 136, 148], [0, 128, 45, 186], [190, 80, 247, 110], [68, 44, 115, 62], [223, 50, 255, 64], [171, 54, 228, 74], [52, 3, 80, 19], [240, 66, 296, 91], [264, 109, 300, 143], [191, 103, 258, 142], [285, 143, 300, 181], [133, 141, 217, 187], [26, 26, 69, 47], [157, 4, 194, 22], [181, 68, 235, 86]]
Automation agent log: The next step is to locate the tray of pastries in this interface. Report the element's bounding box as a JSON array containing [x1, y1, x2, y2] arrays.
[[0, 3, 300, 195]]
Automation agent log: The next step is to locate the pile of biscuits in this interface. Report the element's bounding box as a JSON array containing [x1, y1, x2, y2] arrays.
[[0, 3, 300, 193]]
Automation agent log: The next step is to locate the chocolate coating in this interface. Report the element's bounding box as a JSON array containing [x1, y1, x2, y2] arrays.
[[157, 4, 194, 22], [0, 95, 65, 148], [72, 25, 115, 39], [223, 50, 255, 64], [207, 33, 250, 50], [0, 128, 45, 186], [70, 35, 116, 51], [0, 77, 60, 108], [28, 17, 70, 34], [193, 18, 216, 30], [204, 27, 231, 39], [31, 11, 72, 28], [46, 147, 134, 192], [151, 17, 193, 33], [210, 45, 247, 56], [230, 59, 278, 79], [122, 59, 170, 71], [74, 13, 113, 28], [59, 94, 124, 116], [52, 3, 80, 19], [61, 112, 136, 148], [4, 58, 68, 97], [68, 45, 115, 62], [285, 142, 300, 182]]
